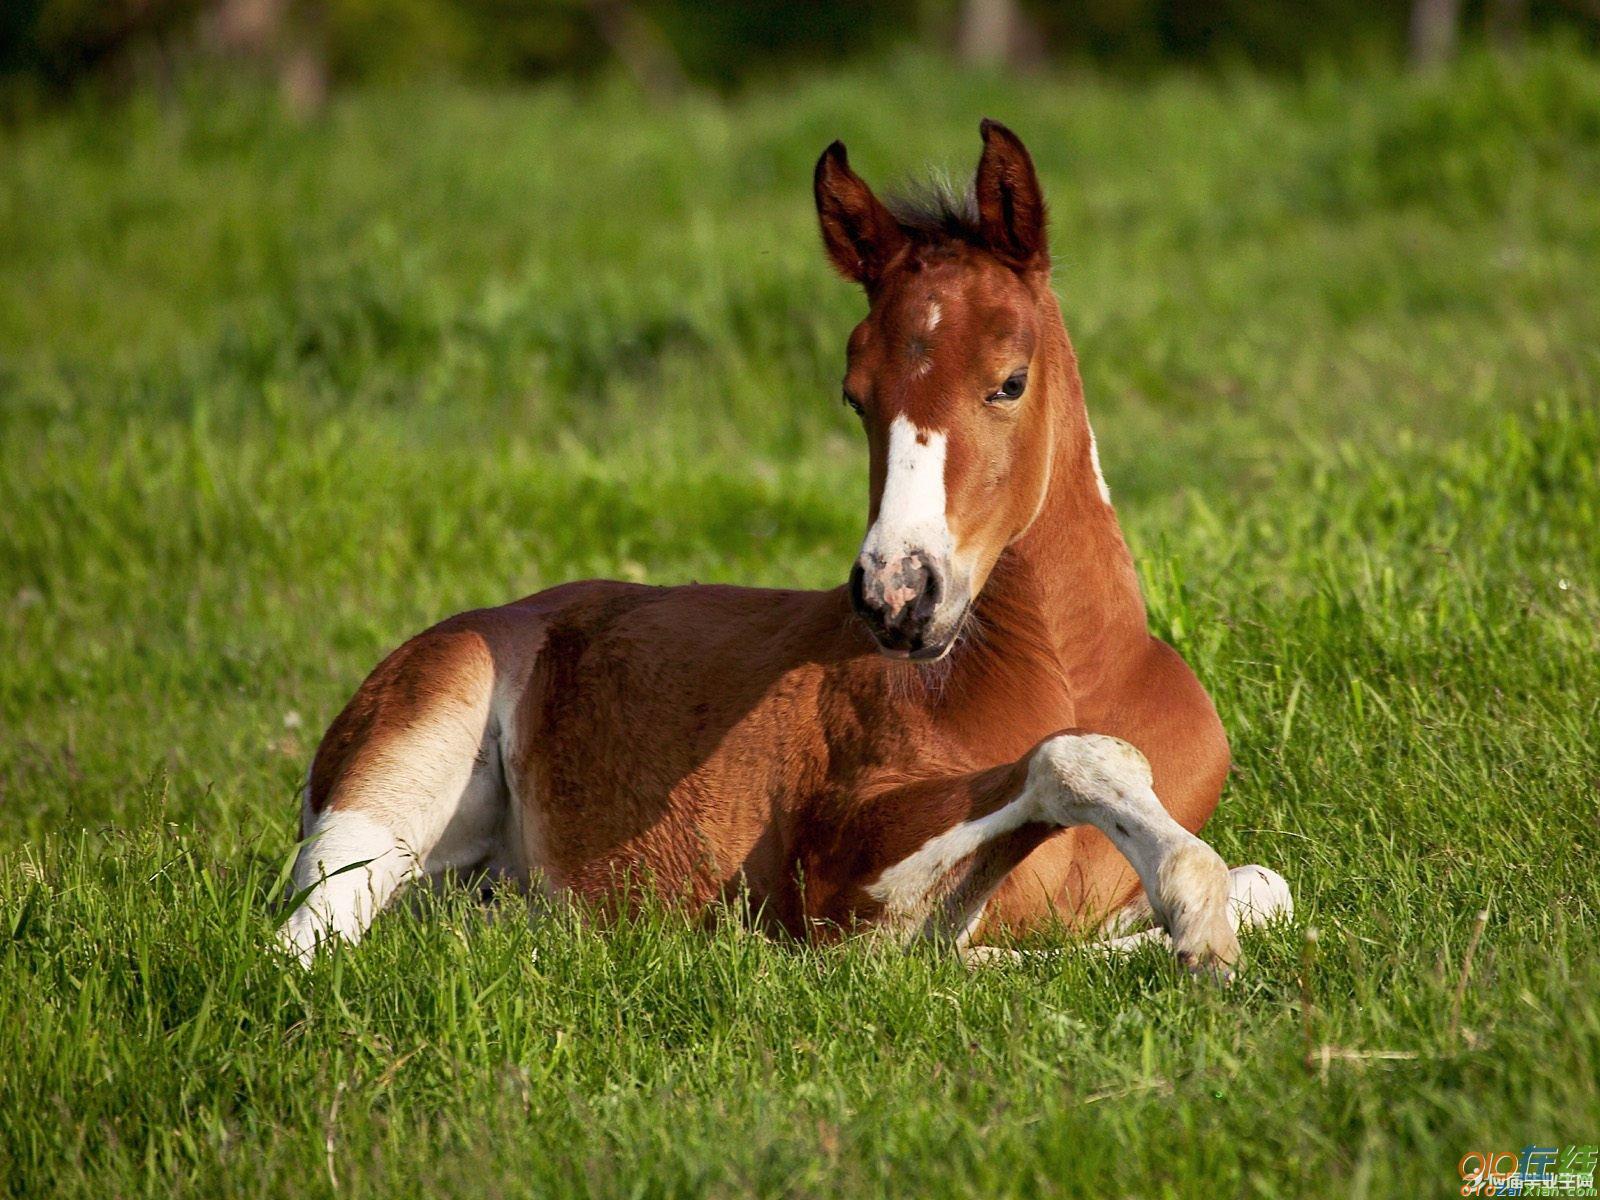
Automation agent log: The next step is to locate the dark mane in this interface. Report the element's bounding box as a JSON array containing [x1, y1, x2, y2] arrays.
[[885, 177, 983, 247]]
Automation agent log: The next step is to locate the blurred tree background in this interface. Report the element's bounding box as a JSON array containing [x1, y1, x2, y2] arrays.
[[4, 0, 1598, 117]]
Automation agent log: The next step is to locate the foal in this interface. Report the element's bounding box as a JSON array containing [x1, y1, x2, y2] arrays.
[[280, 120, 1291, 973]]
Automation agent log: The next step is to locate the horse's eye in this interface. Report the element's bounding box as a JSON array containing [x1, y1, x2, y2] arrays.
[[989, 371, 1028, 403], [842, 389, 865, 416]]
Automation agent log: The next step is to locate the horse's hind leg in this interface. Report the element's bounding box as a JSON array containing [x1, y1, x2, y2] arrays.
[[278, 627, 510, 965]]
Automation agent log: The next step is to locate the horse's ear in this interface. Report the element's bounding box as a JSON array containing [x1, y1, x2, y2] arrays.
[[974, 118, 1048, 272], [814, 141, 907, 290]]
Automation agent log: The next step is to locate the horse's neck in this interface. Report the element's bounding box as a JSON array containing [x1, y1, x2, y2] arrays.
[[965, 332, 1150, 709]]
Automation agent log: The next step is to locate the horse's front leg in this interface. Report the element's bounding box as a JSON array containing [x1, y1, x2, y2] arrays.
[[815, 731, 1241, 975]]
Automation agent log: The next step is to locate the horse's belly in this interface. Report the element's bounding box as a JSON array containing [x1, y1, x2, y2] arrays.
[[507, 666, 826, 913]]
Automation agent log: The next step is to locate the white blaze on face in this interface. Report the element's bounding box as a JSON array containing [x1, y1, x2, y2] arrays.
[[861, 415, 952, 576]]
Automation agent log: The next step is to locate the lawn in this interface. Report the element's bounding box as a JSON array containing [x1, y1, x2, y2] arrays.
[[2, 47, 1598, 1198]]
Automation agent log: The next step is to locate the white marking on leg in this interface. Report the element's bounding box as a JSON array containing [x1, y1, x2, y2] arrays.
[[279, 809, 414, 965], [1027, 735, 1181, 884], [1090, 926, 1167, 957], [1094, 865, 1293, 959], [863, 735, 1244, 972], [867, 737, 1175, 941], [1226, 864, 1293, 930], [1028, 733, 1238, 974], [1101, 887, 1154, 938], [869, 800, 1039, 920], [955, 896, 989, 950], [960, 944, 1031, 968]]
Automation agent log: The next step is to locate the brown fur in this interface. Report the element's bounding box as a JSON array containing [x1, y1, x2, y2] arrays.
[[301, 121, 1231, 949]]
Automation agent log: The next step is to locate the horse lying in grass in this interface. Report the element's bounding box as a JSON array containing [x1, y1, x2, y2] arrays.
[[280, 119, 1291, 975]]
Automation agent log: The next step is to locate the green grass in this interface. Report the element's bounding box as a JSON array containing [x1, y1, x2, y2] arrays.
[[3, 47, 1600, 1198]]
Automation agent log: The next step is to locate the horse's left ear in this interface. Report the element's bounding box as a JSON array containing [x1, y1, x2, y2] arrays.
[[814, 140, 907, 291], [975, 118, 1048, 272]]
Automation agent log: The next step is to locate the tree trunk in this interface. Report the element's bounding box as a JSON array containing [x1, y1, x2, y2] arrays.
[[587, 0, 688, 99], [956, 0, 1043, 69], [1409, 0, 1462, 69], [203, 0, 327, 116]]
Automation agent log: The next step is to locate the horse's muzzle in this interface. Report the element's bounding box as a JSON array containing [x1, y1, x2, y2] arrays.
[[849, 550, 956, 659]]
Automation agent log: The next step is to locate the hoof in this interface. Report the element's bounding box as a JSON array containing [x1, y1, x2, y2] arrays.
[[959, 945, 1025, 969], [275, 918, 321, 968], [1175, 943, 1239, 983], [1156, 841, 1241, 980], [1229, 864, 1294, 930]]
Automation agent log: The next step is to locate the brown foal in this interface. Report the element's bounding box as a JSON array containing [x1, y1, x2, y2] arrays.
[[280, 120, 1291, 974]]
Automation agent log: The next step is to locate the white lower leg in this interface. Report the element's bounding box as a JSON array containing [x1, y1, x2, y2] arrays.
[[1224, 864, 1293, 930], [1026, 734, 1240, 975], [278, 809, 417, 965], [1097, 864, 1294, 956]]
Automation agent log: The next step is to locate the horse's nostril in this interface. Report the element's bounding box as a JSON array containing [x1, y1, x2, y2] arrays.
[[911, 563, 943, 622], [848, 561, 869, 618]]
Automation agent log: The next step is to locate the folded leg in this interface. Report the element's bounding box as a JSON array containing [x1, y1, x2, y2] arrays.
[[811, 731, 1243, 975]]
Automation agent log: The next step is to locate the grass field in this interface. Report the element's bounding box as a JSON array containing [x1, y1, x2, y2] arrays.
[[3, 47, 1599, 1198]]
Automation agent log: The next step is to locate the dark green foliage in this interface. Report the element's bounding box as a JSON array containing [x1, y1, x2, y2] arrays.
[[6, 0, 1599, 111]]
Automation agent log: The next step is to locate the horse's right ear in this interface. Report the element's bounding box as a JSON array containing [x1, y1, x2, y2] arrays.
[[974, 118, 1047, 272], [814, 141, 907, 290]]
